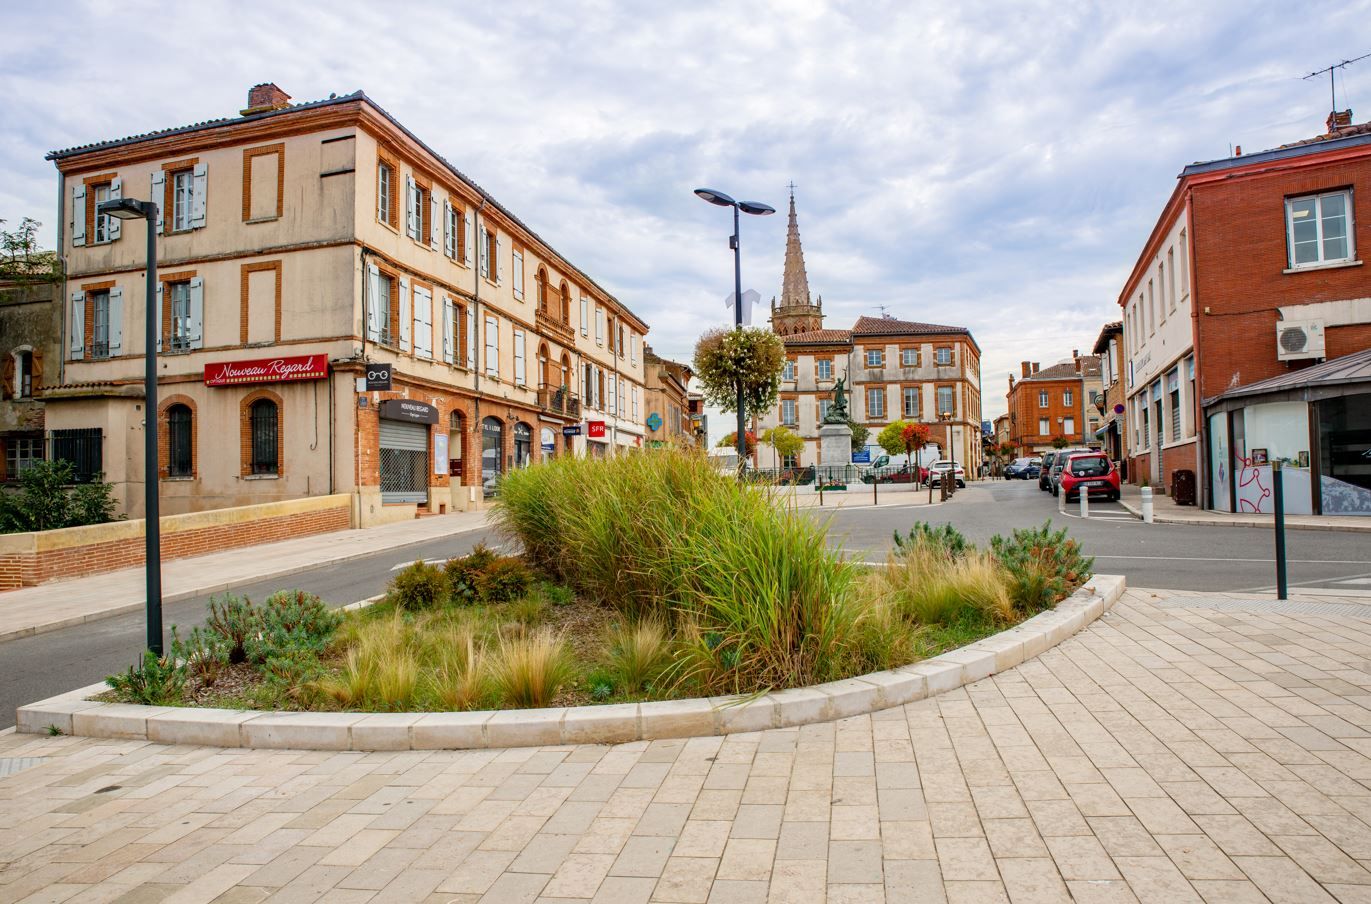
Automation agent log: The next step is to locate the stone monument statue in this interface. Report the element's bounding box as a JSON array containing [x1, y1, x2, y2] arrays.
[[824, 377, 849, 425], [818, 376, 855, 475]]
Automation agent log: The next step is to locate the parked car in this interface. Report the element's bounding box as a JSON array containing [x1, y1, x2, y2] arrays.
[[926, 459, 966, 488], [1038, 452, 1057, 490], [1057, 451, 1121, 501], [1024, 459, 1042, 480], [1004, 457, 1041, 479], [1049, 448, 1097, 496]]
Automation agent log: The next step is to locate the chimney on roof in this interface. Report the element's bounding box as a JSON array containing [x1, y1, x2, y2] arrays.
[[1072, 349, 1079, 359], [1328, 109, 1354, 134], [1234, 145, 1242, 156], [1021, 362, 1031, 378], [242, 83, 291, 116], [1009, 374, 1016, 391], [1032, 363, 1040, 374]]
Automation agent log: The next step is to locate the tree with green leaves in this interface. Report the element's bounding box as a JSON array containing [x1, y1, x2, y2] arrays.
[[876, 420, 914, 458], [692, 328, 786, 417], [0, 217, 60, 283], [847, 418, 870, 452], [760, 426, 804, 469], [717, 431, 758, 457]]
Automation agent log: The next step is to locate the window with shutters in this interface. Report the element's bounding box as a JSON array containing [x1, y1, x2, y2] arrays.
[[91, 182, 114, 243], [377, 158, 398, 228], [484, 316, 499, 377], [90, 290, 111, 359], [867, 388, 885, 419], [445, 202, 461, 260], [536, 268, 548, 314], [376, 272, 394, 345], [514, 329, 526, 385], [596, 307, 605, 345], [512, 249, 525, 300], [479, 227, 495, 280], [249, 399, 279, 475], [170, 169, 194, 232], [1287, 190, 1354, 268], [166, 404, 193, 478], [580, 296, 589, 336], [618, 323, 626, 357], [168, 281, 192, 351]]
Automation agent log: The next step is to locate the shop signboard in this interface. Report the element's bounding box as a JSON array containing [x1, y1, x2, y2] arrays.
[[204, 353, 328, 387], [562, 425, 582, 437], [587, 421, 606, 439], [365, 364, 393, 391], [379, 399, 438, 424]]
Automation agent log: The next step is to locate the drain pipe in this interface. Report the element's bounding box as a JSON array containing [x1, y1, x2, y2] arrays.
[[56, 170, 67, 388], [471, 199, 488, 501]]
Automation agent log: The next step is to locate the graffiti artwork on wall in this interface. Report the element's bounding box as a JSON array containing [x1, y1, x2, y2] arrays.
[[1235, 455, 1270, 513]]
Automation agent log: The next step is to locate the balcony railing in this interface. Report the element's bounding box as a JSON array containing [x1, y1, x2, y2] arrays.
[[538, 384, 581, 418], [536, 307, 576, 341]]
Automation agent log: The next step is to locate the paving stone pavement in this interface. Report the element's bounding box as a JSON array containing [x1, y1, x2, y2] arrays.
[[3, 587, 1371, 903]]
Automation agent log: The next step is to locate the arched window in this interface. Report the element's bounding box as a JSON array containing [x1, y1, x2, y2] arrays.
[[560, 282, 570, 324], [249, 399, 279, 475], [167, 404, 193, 477], [536, 268, 548, 314], [560, 352, 571, 389], [538, 342, 551, 388], [514, 421, 533, 468]]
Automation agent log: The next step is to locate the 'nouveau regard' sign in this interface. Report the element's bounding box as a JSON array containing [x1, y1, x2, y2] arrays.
[[204, 354, 329, 387]]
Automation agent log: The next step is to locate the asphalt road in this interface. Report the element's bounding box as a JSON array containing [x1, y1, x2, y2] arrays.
[[4, 480, 1369, 729]]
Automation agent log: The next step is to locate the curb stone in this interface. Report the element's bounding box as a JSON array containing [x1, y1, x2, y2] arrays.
[[15, 575, 1126, 750]]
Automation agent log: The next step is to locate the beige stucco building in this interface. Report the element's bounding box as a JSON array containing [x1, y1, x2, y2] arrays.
[[755, 192, 983, 472], [641, 346, 692, 447], [44, 84, 648, 523]]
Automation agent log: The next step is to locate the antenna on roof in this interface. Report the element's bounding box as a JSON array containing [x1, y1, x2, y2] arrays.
[[1304, 52, 1371, 119], [877, 304, 891, 319]]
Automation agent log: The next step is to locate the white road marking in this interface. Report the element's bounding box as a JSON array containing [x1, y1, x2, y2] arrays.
[[1336, 577, 1371, 585], [389, 558, 447, 571]]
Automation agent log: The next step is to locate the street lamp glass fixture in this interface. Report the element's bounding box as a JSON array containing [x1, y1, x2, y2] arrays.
[[694, 188, 736, 207], [738, 201, 776, 216], [97, 198, 155, 220]]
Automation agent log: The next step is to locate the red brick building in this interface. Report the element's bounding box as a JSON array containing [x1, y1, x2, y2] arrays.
[[1005, 355, 1102, 454], [1120, 110, 1371, 514]]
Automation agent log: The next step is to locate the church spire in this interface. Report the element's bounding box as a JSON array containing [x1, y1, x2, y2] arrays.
[[779, 183, 812, 309]]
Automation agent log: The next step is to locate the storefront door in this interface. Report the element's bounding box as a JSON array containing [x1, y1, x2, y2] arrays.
[[379, 420, 429, 504], [482, 417, 503, 495]]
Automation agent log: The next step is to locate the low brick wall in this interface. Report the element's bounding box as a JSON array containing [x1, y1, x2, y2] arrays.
[[0, 495, 353, 590]]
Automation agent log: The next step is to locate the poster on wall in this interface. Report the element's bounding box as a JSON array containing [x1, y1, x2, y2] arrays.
[[433, 433, 448, 475]]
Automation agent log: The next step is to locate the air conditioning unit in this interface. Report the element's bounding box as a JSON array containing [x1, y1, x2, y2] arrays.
[[1276, 318, 1325, 361]]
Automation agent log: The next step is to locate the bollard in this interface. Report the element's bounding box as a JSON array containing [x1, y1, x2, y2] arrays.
[[1141, 486, 1153, 523], [818, 482, 824, 506], [1057, 487, 1065, 513], [873, 475, 878, 506], [1273, 460, 1287, 600], [1079, 489, 1089, 518]]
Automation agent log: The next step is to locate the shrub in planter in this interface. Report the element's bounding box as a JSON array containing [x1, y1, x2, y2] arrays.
[[866, 540, 1012, 626], [893, 521, 970, 560], [990, 521, 1094, 613], [248, 590, 341, 663], [474, 556, 534, 604], [206, 593, 260, 664], [106, 651, 186, 705], [444, 544, 498, 603], [171, 625, 229, 687], [492, 628, 573, 707], [389, 560, 450, 609]]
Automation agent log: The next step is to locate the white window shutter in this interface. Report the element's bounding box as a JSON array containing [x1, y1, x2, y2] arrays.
[[69, 291, 85, 359], [514, 329, 525, 385], [466, 306, 476, 368], [429, 193, 440, 250], [496, 235, 505, 284], [150, 171, 165, 230], [188, 277, 205, 348], [108, 177, 122, 240], [399, 277, 411, 351], [443, 201, 454, 257], [512, 252, 524, 299], [417, 287, 433, 358], [580, 297, 588, 336], [442, 297, 454, 364], [71, 184, 86, 247], [190, 163, 208, 229], [155, 283, 164, 351], [366, 263, 381, 341], [108, 287, 123, 353], [464, 211, 474, 265]]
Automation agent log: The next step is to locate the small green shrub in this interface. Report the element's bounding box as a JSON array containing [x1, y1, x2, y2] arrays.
[[893, 521, 970, 559], [536, 581, 575, 607], [106, 651, 186, 705], [389, 560, 450, 609], [170, 625, 228, 686], [205, 594, 259, 664], [445, 545, 499, 603], [990, 521, 1094, 613], [247, 590, 340, 663], [474, 556, 534, 604]]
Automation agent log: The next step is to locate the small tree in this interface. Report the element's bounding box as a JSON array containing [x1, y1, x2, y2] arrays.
[[761, 426, 804, 469], [846, 418, 870, 452], [0, 459, 121, 534], [901, 422, 931, 461], [692, 328, 786, 417], [876, 420, 914, 459], [0, 217, 60, 283], [718, 431, 758, 457]]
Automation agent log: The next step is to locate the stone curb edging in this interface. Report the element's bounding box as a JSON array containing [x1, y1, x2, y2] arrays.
[[1116, 499, 1371, 533], [16, 575, 1126, 750]]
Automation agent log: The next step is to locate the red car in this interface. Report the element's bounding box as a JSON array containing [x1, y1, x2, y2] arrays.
[[1057, 452, 1120, 502]]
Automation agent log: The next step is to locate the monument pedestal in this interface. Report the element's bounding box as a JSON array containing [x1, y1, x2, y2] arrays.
[[818, 422, 854, 485]]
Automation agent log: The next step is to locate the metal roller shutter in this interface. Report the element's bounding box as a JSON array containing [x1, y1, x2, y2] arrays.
[[379, 420, 429, 504]]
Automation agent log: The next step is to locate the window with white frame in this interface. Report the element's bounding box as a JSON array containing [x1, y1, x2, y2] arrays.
[[935, 347, 953, 366], [783, 360, 796, 381], [817, 358, 833, 380], [580, 296, 589, 336], [92, 183, 113, 243], [5, 436, 43, 480], [867, 387, 885, 419], [782, 399, 797, 425], [169, 281, 192, 351], [936, 386, 954, 418], [819, 399, 832, 422], [90, 290, 111, 359], [865, 348, 882, 368], [903, 386, 919, 418], [1063, 389, 1073, 407], [479, 228, 494, 279], [901, 348, 918, 367], [1038, 417, 1049, 435], [1063, 417, 1075, 435], [1038, 390, 1048, 408], [1287, 190, 1354, 267], [171, 170, 194, 231], [378, 163, 393, 225]]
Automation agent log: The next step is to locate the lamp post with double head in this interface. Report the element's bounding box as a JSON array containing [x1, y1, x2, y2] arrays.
[[97, 197, 163, 655], [941, 410, 957, 497], [694, 188, 775, 469]]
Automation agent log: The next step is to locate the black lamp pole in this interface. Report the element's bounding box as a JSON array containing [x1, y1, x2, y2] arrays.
[[98, 198, 163, 655], [694, 189, 774, 469]]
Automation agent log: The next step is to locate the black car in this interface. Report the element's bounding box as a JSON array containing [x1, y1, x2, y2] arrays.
[[1038, 451, 1057, 490]]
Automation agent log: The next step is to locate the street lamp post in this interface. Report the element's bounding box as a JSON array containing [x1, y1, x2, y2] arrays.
[[97, 197, 163, 655], [941, 411, 957, 497], [694, 188, 774, 469]]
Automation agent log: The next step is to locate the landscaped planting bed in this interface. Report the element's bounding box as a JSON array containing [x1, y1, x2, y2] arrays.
[[97, 451, 1095, 715]]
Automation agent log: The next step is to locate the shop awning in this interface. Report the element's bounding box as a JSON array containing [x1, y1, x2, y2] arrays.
[[1203, 346, 1371, 413]]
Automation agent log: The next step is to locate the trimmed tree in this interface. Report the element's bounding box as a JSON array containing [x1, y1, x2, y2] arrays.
[[846, 418, 870, 452], [761, 426, 804, 469], [692, 327, 786, 417], [876, 420, 914, 459], [718, 431, 758, 457]]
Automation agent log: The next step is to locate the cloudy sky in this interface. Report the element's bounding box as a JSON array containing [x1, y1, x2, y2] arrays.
[[4, 0, 1368, 430]]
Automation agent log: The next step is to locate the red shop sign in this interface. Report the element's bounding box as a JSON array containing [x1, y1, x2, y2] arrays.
[[587, 420, 606, 439], [204, 354, 329, 387]]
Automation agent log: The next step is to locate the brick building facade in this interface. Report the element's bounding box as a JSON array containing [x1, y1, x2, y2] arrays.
[[1005, 355, 1102, 455]]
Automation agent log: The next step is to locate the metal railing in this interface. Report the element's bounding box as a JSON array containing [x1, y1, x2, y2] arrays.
[[537, 384, 581, 418]]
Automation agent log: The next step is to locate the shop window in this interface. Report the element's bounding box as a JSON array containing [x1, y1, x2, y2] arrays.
[[514, 421, 533, 467]]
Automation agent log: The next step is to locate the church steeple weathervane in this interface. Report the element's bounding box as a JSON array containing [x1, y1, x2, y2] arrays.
[[770, 183, 823, 336]]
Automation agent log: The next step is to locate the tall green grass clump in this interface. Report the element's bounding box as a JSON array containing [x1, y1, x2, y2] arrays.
[[494, 450, 859, 690], [863, 539, 1013, 627]]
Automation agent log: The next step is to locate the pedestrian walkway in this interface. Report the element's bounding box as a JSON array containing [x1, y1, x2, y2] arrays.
[[0, 510, 490, 643], [779, 482, 950, 510], [1119, 484, 1371, 532], [4, 586, 1369, 902]]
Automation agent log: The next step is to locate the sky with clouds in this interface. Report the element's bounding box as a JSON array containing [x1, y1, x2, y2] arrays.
[[4, 0, 1368, 432]]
